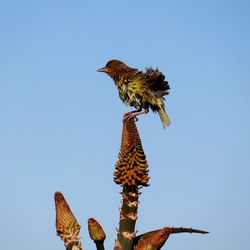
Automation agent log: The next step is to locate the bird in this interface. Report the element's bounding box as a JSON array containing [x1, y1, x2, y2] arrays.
[[97, 59, 170, 128]]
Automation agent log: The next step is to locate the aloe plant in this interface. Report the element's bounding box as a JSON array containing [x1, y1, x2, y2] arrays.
[[54, 118, 208, 250]]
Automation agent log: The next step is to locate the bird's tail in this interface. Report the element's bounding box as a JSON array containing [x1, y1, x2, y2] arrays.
[[158, 107, 170, 128]]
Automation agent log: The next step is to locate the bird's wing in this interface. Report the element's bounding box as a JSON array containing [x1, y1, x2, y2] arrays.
[[145, 67, 170, 98], [126, 70, 140, 81]]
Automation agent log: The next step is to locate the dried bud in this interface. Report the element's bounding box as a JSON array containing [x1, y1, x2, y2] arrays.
[[88, 218, 106, 242], [54, 192, 81, 249]]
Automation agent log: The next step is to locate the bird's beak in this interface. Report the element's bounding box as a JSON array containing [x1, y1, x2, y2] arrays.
[[97, 67, 109, 73]]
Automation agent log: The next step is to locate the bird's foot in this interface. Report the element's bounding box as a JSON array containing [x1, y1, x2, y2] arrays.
[[123, 112, 139, 122]]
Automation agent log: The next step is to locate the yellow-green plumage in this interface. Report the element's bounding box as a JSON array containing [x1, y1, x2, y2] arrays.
[[98, 59, 170, 128]]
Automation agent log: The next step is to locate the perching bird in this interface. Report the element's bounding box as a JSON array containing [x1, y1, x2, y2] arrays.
[[97, 59, 170, 128]]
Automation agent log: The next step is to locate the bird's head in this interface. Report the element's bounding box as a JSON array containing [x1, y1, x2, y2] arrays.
[[97, 59, 136, 80]]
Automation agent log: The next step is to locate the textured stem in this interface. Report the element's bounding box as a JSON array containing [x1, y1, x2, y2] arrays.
[[116, 188, 139, 250]]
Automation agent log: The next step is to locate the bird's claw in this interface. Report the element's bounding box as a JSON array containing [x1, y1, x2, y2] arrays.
[[123, 112, 139, 122]]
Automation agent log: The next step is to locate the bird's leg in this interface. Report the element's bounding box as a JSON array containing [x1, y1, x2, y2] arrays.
[[123, 108, 142, 122], [123, 109, 149, 122], [124, 108, 142, 116]]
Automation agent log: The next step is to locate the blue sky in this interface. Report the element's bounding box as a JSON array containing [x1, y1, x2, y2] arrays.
[[0, 1, 249, 250]]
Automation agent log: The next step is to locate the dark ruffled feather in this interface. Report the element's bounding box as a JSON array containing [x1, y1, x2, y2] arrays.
[[145, 67, 170, 98]]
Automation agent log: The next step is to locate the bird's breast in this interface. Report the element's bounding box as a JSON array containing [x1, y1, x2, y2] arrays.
[[116, 82, 142, 110]]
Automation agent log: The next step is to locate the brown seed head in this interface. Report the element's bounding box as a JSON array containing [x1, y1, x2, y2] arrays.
[[114, 118, 149, 188]]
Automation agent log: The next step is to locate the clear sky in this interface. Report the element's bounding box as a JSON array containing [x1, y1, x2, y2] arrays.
[[0, 1, 249, 250]]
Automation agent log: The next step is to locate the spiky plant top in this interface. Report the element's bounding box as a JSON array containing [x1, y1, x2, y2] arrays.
[[114, 118, 149, 188], [114, 118, 150, 250], [54, 192, 82, 250]]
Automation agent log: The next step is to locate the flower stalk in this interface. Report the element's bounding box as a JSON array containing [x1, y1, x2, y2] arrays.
[[54, 117, 208, 250]]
